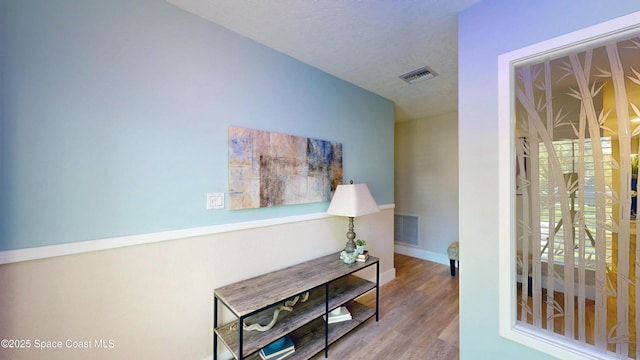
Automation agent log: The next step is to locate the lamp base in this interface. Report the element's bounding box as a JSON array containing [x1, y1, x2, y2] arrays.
[[343, 241, 356, 253], [343, 216, 356, 253], [340, 250, 358, 264]]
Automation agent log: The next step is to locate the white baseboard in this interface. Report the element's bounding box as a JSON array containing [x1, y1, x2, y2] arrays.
[[380, 267, 396, 285], [394, 243, 450, 266], [356, 267, 396, 286]]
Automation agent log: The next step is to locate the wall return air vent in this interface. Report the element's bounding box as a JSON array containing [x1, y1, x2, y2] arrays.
[[399, 66, 437, 84]]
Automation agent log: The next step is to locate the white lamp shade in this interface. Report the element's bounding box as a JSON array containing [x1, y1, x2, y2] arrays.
[[326, 183, 379, 217]]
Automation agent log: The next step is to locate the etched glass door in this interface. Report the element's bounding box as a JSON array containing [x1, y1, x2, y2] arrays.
[[515, 32, 640, 358]]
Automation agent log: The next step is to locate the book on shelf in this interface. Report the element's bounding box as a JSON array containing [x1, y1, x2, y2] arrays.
[[323, 306, 352, 324], [259, 336, 295, 360], [356, 251, 369, 262], [259, 348, 294, 360]]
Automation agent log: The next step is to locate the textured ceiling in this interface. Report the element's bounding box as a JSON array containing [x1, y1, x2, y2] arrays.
[[167, 0, 480, 122]]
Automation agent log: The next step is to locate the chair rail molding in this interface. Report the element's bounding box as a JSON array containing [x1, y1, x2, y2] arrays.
[[0, 204, 395, 265]]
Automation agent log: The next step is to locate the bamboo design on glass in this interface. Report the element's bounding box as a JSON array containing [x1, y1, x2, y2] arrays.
[[515, 34, 640, 358]]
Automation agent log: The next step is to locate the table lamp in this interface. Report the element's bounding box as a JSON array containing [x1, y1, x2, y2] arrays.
[[326, 180, 379, 253]]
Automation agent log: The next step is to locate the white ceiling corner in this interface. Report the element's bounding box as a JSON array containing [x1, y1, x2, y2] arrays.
[[167, 0, 480, 122]]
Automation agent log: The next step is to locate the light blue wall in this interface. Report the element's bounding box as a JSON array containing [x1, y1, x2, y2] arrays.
[[0, 0, 394, 251], [458, 1, 640, 358]]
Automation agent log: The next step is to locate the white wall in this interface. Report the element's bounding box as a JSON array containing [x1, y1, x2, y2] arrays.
[[0, 0, 396, 358], [394, 113, 459, 264], [0, 0, 394, 251], [0, 208, 394, 360]]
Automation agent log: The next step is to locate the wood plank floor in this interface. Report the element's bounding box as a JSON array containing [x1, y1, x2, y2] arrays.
[[311, 253, 459, 360]]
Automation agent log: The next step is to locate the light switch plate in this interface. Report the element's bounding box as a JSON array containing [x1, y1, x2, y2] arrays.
[[207, 192, 225, 210]]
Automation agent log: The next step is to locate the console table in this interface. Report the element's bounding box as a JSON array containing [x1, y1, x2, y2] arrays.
[[213, 253, 380, 359]]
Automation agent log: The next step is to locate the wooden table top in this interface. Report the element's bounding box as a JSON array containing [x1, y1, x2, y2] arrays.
[[214, 252, 379, 317]]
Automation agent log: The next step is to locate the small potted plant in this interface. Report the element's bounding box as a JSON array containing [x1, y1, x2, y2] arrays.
[[355, 239, 366, 254]]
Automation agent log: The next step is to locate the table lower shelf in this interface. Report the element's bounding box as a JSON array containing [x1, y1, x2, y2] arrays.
[[245, 300, 375, 360], [215, 274, 376, 359]]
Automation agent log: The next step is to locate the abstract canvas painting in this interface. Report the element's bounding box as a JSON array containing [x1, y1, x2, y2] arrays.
[[228, 127, 342, 210]]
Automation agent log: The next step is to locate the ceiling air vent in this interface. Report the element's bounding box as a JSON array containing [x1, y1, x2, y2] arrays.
[[399, 66, 437, 84]]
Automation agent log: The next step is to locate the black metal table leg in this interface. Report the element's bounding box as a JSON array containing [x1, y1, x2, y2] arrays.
[[214, 297, 218, 360], [238, 315, 244, 360], [325, 282, 329, 358], [376, 261, 380, 321]]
